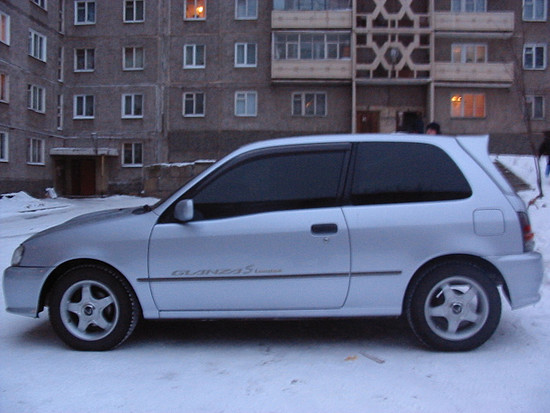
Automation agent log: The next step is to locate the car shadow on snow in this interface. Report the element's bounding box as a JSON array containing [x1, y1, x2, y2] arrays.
[[128, 317, 418, 350]]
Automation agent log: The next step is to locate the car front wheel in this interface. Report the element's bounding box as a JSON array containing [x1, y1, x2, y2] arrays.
[[406, 262, 501, 351], [49, 265, 139, 351]]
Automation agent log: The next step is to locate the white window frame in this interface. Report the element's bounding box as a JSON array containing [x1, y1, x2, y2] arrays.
[[123, 46, 144, 70], [451, 43, 487, 63], [1, 12, 10, 45], [27, 84, 46, 113], [122, 142, 143, 167], [292, 92, 327, 117], [524, 44, 547, 70], [75, 1, 96, 25], [451, 0, 486, 12], [31, 0, 47, 10], [450, 93, 486, 119], [235, 0, 257, 20], [235, 91, 257, 117], [183, 92, 205, 117], [185, 0, 206, 20], [124, 0, 145, 23], [28, 138, 45, 165], [56, 94, 64, 130], [526, 95, 545, 120], [0, 73, 8, 103], [73, 94, 95, 119], [235, 42, 257, 67], [0, 131, 8, 162], [523, 0, 548, 21], [74, 48, 95, 72], [122, 93, 144, 119], [273, 32, 351, 60], [28, 29, 47, 62], [184, 44, 205, 68]]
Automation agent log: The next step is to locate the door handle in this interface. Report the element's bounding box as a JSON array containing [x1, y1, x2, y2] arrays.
[[311, 223, 338, 235]]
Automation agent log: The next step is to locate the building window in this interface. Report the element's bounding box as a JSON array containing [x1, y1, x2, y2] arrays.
[[273, 0, 351, 10], [58, 47, 64, 81], [292, 92, 327, 117], [28, 138, 45, 165], [235, 91, 257, 117], [185, 0, 206, 20], [74, 95, 95, 119], [184, 44, 205, 68], [451, 0, 486, 12], [74, 48, 95, 72], [0, 132, 8, 162], [124, 0, 144, 22], [28, 30, 47, 62], [122, 94, 144, 118], [524, 44, 547, 70], [451, 93, 486, 118], [122, 142, 143, 166], [526, 95, 545, 120], [523, 0, 548, 21], [451, 44, 487, 63], [236, 0, 257, 19], [31, 0, 47, 10], [27, 85, 46, 113], [58, 0, 65, 32], [235, 43, 257, 67], [123, 47, 144, 70], [56, 94, 64, 130], [274, 32, 351, 60], [0, 73, 8, 103], [183, 92, 205, 117], [75, 1, 96, 25], [1, 12, 10, 45]]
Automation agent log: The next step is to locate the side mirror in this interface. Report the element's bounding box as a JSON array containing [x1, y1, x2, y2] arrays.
[[174, 199, 194, 222]]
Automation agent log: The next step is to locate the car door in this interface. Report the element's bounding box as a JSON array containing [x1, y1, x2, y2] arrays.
[[148, 144, 352, 312]]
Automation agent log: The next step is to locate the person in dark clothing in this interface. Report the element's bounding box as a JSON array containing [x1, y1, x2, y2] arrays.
[[539, 134, 550, 177], [426, 122, 441, 135]]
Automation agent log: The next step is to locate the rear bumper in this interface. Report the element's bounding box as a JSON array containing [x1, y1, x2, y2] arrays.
[[487, 252, 544, 309], [3, 266, 52, 317]]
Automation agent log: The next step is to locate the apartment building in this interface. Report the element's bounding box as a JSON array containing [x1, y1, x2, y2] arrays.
[[1, 0, 549, 197]]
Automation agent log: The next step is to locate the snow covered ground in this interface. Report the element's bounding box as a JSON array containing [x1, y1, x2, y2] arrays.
[[1, 157, 549, 413]]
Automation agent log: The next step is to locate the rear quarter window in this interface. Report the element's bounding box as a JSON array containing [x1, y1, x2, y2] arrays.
[[351, 142, 472, 205]]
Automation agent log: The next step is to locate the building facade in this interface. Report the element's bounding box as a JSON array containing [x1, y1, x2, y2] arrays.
[[1, 0, 549, 196]]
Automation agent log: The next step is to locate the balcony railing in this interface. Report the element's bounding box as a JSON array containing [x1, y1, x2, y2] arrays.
[[434, 62, 514, 83], [272, 59, 352, 80], [434, 12, 514, 34], [272, 10, 352, 29]]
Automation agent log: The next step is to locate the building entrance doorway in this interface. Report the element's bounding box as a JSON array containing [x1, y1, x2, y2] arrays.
[[55, 158, 97, 196], [357, 111, 380, 133]]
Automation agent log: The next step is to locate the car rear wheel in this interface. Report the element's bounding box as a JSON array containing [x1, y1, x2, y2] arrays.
[[49, 265, 139, 351], [406, 262, 501, 351]]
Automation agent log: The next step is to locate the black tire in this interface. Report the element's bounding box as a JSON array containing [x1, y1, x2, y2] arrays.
[[48, 264, 139, 351], [406, 261, 501, 351]]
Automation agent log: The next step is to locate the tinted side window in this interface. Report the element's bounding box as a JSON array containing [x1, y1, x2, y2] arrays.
[[192, 149, 347, 219], [351, 142, 472, 205]]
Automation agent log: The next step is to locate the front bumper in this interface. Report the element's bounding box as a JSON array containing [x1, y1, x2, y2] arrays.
[[487, 252, 544, 309], [3, 266, 53, 317]]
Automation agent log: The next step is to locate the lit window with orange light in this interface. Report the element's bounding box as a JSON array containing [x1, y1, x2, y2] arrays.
[[185, 0, 206, 20], [451, 93, 486, 118]]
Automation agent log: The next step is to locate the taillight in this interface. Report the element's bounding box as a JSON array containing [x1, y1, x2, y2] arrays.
[[518, 212, 535, 252]]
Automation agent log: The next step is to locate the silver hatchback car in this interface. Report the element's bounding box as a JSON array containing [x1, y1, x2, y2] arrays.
[[3, 134, 544, 351]]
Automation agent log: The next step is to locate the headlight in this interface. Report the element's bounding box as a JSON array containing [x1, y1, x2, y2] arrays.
[[11, 245, 25, 266]]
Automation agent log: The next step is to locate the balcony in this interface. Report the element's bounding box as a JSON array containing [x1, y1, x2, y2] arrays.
[[272, 60, 352, 80], [434, 62, 514, 84], [271, 10, 352, 29], [434, 12, 514, 36]]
